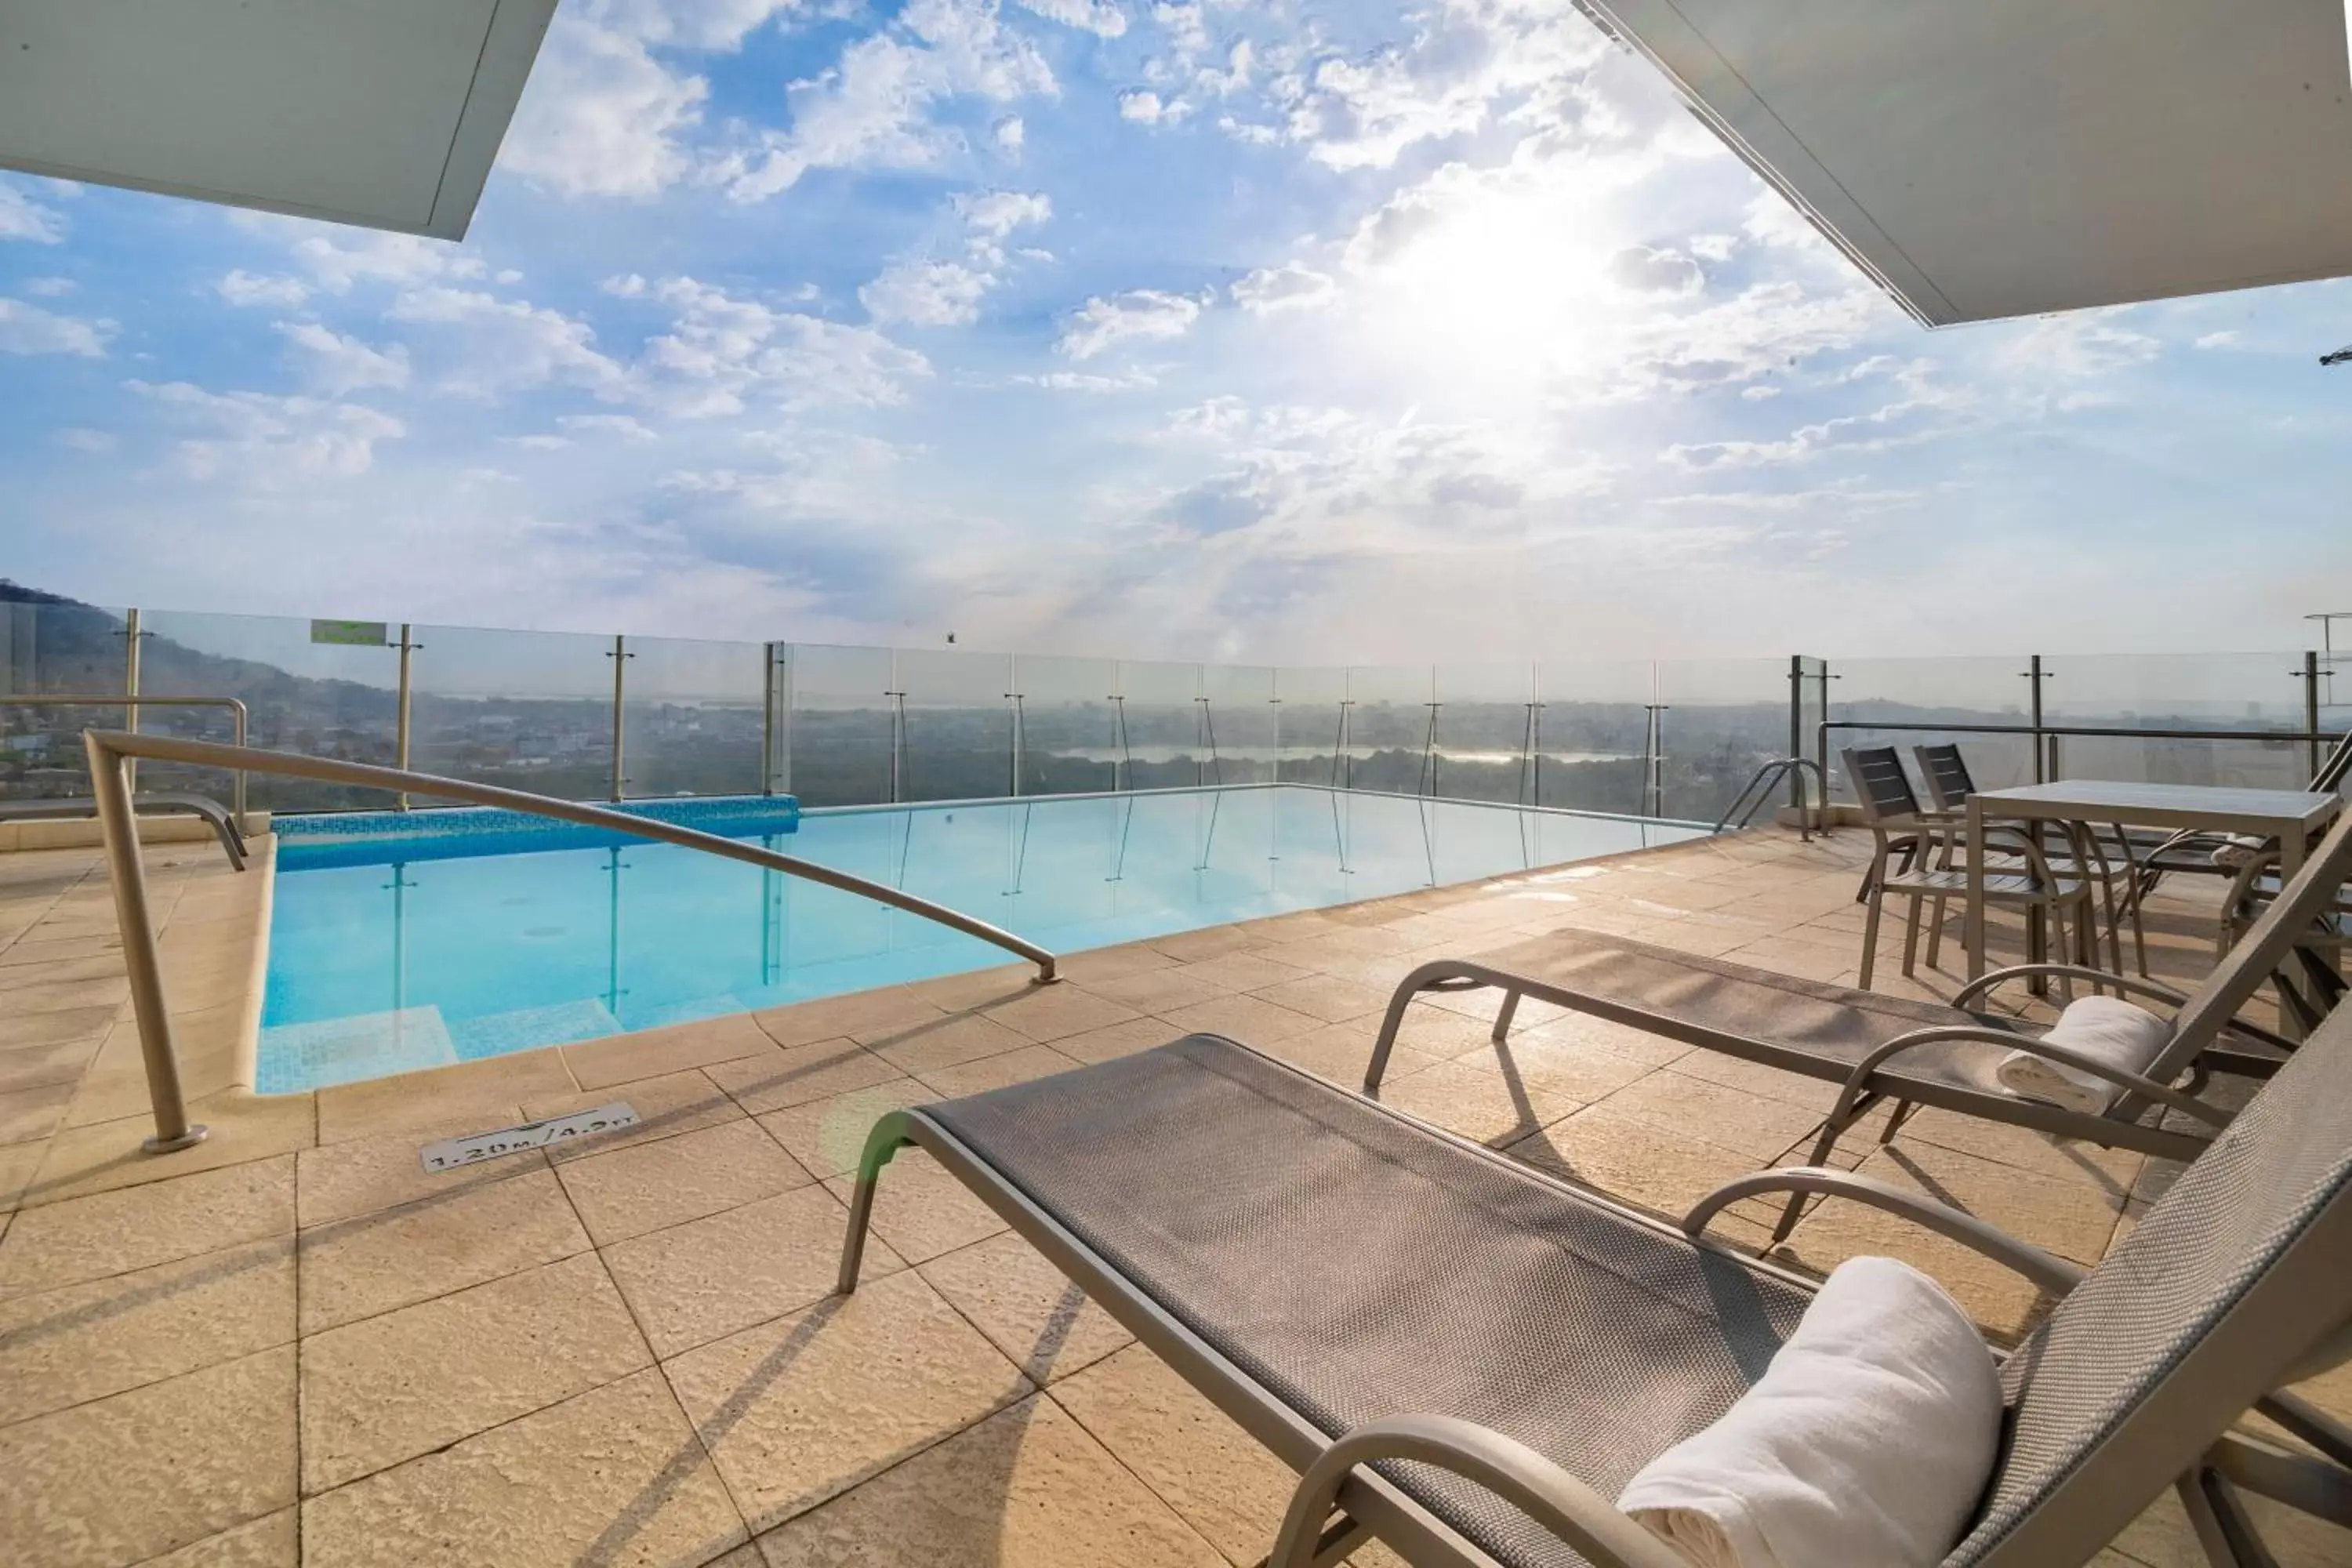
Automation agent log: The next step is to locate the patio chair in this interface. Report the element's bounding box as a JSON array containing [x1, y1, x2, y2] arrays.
[[1364, 800, 2352, 1244], [839, 1004, 2352, 1568], [1912, 742, 2147, 975], [0, 791, 246, 870], [1845, 746, 2099, 985], [2131, 729, 2352, 898]]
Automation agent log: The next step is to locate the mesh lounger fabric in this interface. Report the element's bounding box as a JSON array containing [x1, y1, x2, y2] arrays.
[[930, 1033, 1813, 1568], [1464, 930, 2024, 1098]]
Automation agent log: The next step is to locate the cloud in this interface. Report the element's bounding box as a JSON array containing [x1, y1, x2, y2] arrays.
[[717, 0, 1056, 201], [53, 427, 117, 452], [993, 115, 1027, 151], [1607, 244, 1703, 296], [586, 0, 803, 50], [386, 288, 624, 398], [1056, 289, 1203, 358], [503, 17, 708, 198], [1996, 313, 2161, 377], [1118, 89, 1190, 125], [0, 180, 66, 244], [861, 259, 993, 325], [295, 233, 485, 293], [559, 413, 660, 441], [217, 270, 311, 308], [628, 276, 931, 414], [1232, 262, 1334, 314], [0, 298, 112, 357], [1012, 0, 1127, 37], [21, 277, 74, 297], [1007, 367, 1159, 391], [2194, 330, 2242, 350], [277, 322, 412, 396], [127, 380, 405, 482], [955, 188, 1051, 240]]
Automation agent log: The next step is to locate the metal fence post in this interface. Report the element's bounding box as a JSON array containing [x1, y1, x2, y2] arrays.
[[1788, 654, 1805, 814], [1006, 654, 1025, 798], [760, 642, 777, 797], [394, 622, 415, 811], [2303, 650, 2323, 779], [886, 648, 905, 805], [2027, 655, 2049, 782], [1815, 659, 1831, 804], [84, 731, 205, 1153], [120, 606, 142, 794], [608, 633, 629, 801]]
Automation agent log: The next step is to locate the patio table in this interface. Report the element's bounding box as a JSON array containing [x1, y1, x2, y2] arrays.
[[1962, 780, 2343, 1005]]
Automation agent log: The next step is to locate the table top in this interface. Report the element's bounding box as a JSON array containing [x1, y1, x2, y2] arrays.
[[1970, 779, 2342, 831]]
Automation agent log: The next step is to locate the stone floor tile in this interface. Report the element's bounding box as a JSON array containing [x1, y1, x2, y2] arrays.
[[1259, 1022, 1439, 1089], [299, 1367, 745, 1568], [706, 1038, 902, 1115], [1171, 951, 1314, 994], [0, 1234, 294, 1427], [866, 1013, 1033, 1076], [0, 935, 125, 971], [754, 1080, 931, 1181], [1855, 1138, 2125, 1265], [296, 1121, 553, 1230], [1656, 1047, 1847, 1112], [603, 1185, 903, 1359], [916, 1231, 1133, 1385], [1590, 1068, 1831, 1160], [1245, 972, 1390, 1024], [2108, 1485, 2352, 1568], [557, 1120, 813, 1246], [299, 1251, 652, 1494], [1893, 1104, 2144, 1198], [561, 1013, 779, 1091], [0, 1155, 293, 1301], [1051, 1015, 1182, 1065], [296, 1166, 589, 1334], [2, 974, 132, 1015], [1053, 943, 1178, 986], [753, 989, 946, 1051], [1515, 1008, 1696, 1070], [753, 1394, 1221, 1568], [661, 1269, 1028, 1535], [0, 1344, 296, 1568], [0, 953, 128, 989], [0, 1139, 38, 1211], [1145, 926, 1258, 964], [1082, 966, 1230, 1015], [25, 1092, 315, 1207], [1373, 1058, 1581, 1148], [1487, 1032, 1660, 1106], [1507, 1105, 1762, 1225], [1155, 991, 1323, 1047], [821, 1147, 1008, 1265], [135, 1506, 297, 1566], [0, 1033, 104, 1095], [973, 982, 1143, 1043], [314, 1051, 578, 1145], [915, 1044, 1082, 1099], [0, 1079, 76, 1145]]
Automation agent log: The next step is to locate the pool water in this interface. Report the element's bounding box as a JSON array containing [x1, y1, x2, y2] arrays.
[[260, 786, 1707, 1091]]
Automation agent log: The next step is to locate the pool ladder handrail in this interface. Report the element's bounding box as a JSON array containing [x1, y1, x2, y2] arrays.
[[77, 729, 1059, 1157], [1713, 756, 1831, 841]]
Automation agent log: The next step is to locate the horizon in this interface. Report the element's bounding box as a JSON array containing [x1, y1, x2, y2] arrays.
[[5, 0, 2351, 666]]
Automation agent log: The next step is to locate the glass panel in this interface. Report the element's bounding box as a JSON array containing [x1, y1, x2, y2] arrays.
[[1014, 655, 1117, 797], [0, 597, 134, 800], [1200, 664, 1276, 785], [897, 647, 1011, 803], [619, 635, 764, 800], [1341, 665, 1432, 796], [783, 644, 896, 808], [1113, 660, 1207, 789], [1654, 657, 1801, 825], [1273, 667, 1348, 786], [407, 624, 617, 803], [137, 610, 403, 811], [2040, 652, 2314, 790], [1530, 659, 1653, 816], [1432, 662, 1535, 805], [1820, 655, 2035, 804]]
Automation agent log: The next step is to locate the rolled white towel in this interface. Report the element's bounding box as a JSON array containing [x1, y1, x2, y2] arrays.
[[1617, 1255, 2004, 1568], [1994, 995, 2173, 1115]]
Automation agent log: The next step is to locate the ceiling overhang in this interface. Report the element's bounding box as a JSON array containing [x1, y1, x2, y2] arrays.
[[0, 0, 557, 240], [1581, 0, 2352, 325]]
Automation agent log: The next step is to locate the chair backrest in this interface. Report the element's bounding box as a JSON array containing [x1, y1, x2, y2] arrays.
[[1913, 744, 1975, 812], [2150, 801, 2352, 1081], [1841, 746, 1922, 824], [1949, 1002, 2352, 1566]]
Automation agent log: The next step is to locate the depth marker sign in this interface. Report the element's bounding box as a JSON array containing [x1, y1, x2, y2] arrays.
[[419, 1103, 640, 1172]]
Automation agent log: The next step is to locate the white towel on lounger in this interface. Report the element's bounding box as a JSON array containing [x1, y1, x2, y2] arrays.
[[1617, 1255, 2003, 1568], [1994, 995, 2172, 1116]]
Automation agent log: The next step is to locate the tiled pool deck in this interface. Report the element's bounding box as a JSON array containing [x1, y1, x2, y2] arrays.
[[1, 823, 2347, 1566]]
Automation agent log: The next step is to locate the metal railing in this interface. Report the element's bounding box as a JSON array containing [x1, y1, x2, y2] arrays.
[[1715, 756, 1830, 839], [1814, 718, 2350, 799], [2, 694, 249, 821], [80, 729, 1059, 1155]]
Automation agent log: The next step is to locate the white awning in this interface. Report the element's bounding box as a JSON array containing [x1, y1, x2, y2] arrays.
[[0, 0, 557, 239], [1583, 0, 2352, 325]]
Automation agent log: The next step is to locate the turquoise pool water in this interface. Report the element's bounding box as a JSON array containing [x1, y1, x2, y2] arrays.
[[259, 786, 1707, 1091]]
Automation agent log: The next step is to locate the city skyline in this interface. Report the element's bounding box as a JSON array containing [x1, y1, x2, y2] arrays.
[[5, 0, 2350, 666]]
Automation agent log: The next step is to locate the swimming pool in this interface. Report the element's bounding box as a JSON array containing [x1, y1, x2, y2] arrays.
[[259, 786, 1708, 1091]]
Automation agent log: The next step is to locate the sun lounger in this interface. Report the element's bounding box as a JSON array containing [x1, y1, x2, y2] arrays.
[[0, 791, 246, 869], [839, 1004, 2352, 1566], [1363, 802, 2352, 1243]]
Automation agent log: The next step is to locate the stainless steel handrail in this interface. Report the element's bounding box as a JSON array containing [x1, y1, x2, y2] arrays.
[[1714, 756, 1829, 840], [79, 729, 1059, 1156], [4, 694, 251, 822]]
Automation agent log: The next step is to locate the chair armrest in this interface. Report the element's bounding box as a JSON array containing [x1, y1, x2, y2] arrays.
[[1841, 1025, 2230, 1131], [1682, 1167, 2085, 1296], [1954, 964, 2190, 1009], [1269, 1414, 1688, 1568]]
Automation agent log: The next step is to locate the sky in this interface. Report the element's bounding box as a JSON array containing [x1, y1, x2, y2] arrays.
[[4, 0, 2351, 666]]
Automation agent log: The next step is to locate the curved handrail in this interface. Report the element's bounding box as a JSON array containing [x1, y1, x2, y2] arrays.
[[78, 728, 1057, 1155], [4, 693, 250, 821], [1715, 755, 1830, 840]]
